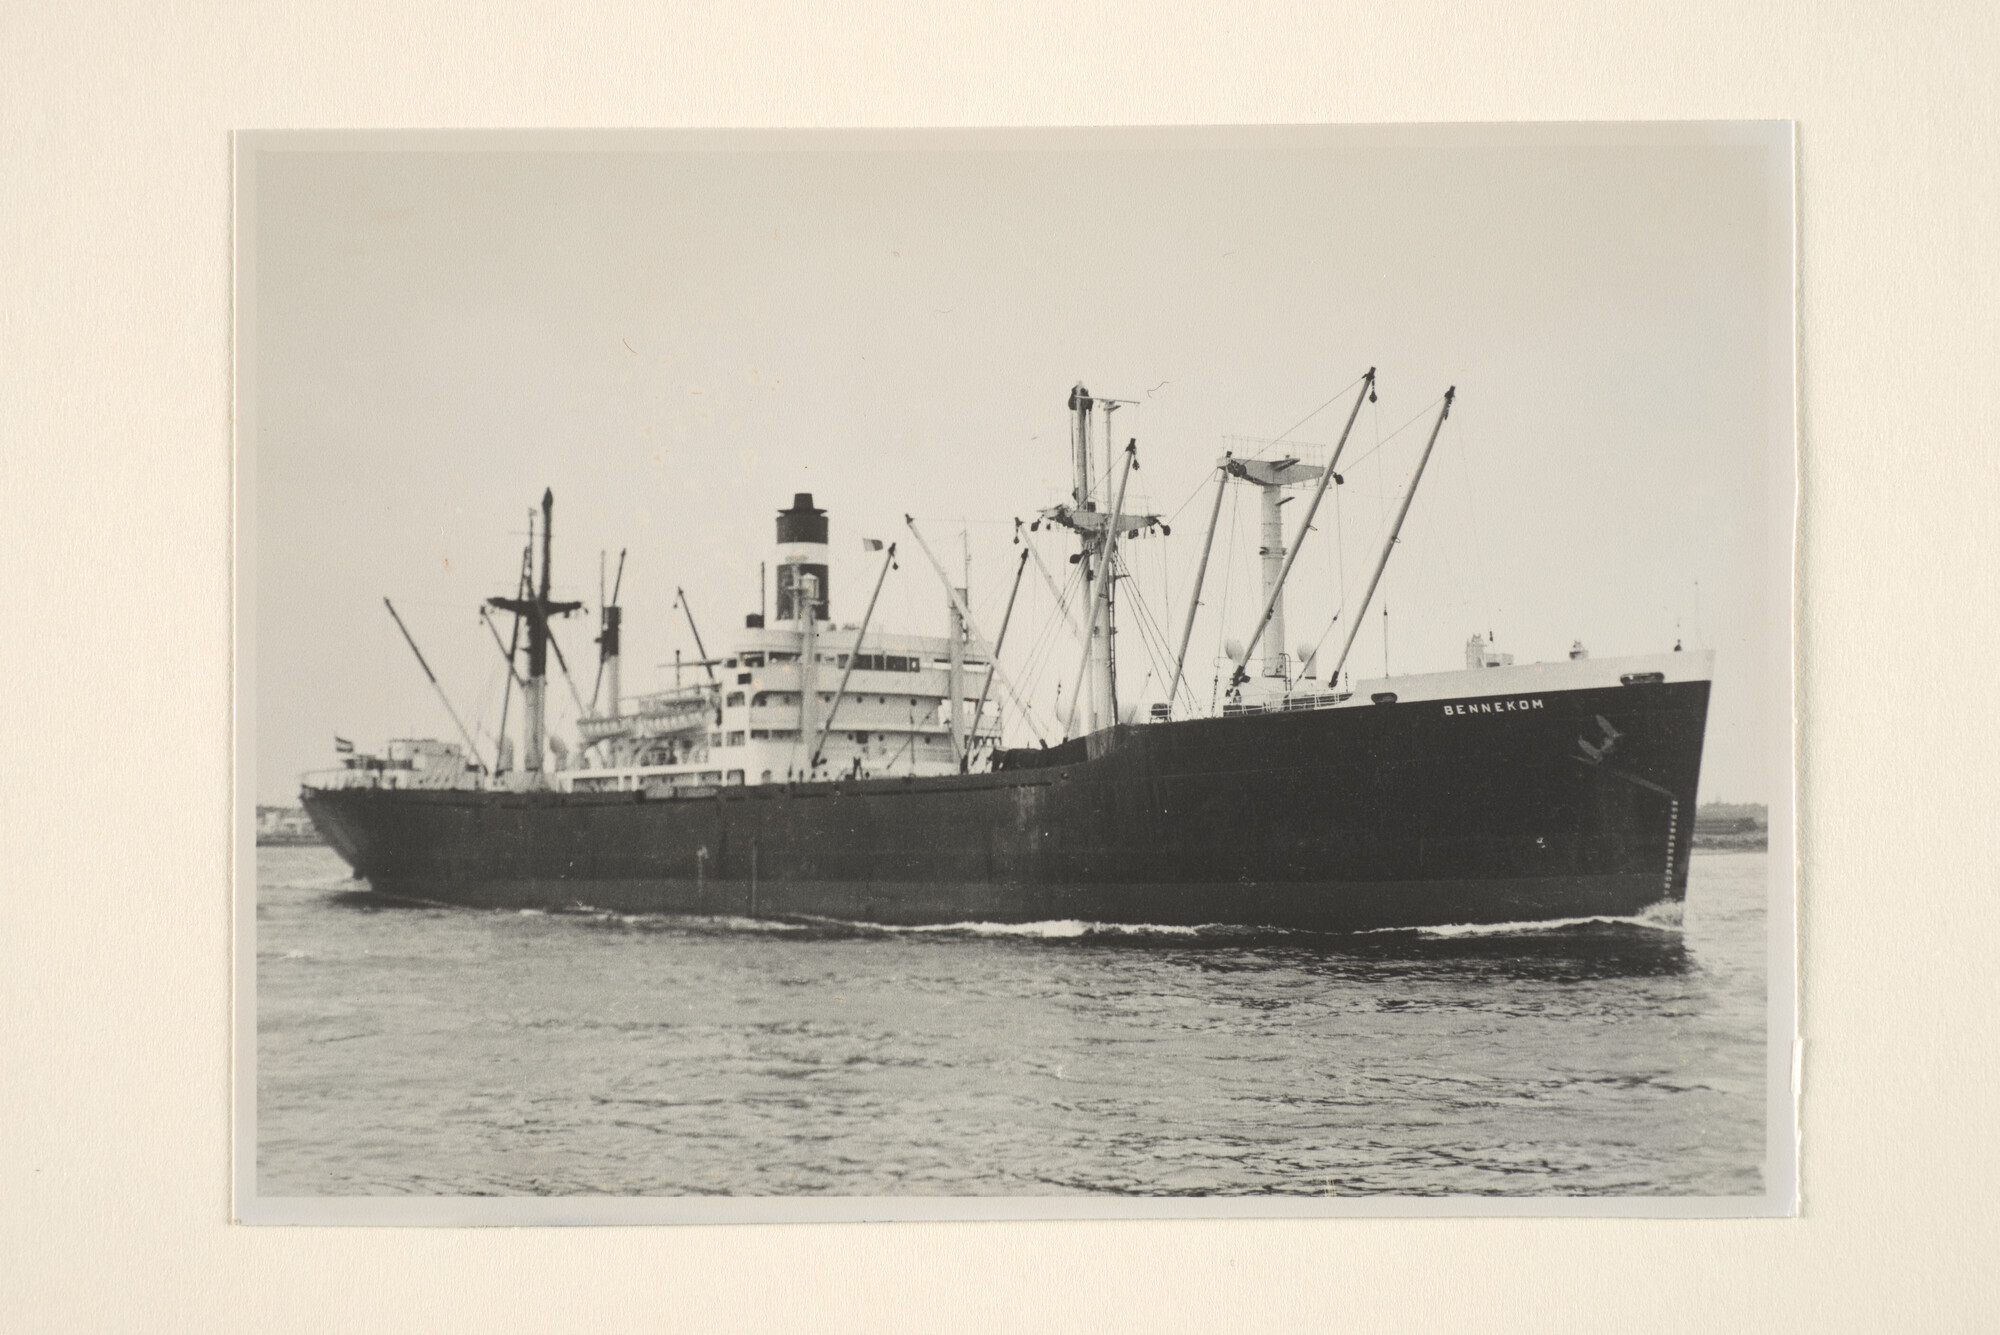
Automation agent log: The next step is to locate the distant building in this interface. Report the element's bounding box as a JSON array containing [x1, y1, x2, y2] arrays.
[[255, 805, 322, 845], [1693, 803, 1768, 850]]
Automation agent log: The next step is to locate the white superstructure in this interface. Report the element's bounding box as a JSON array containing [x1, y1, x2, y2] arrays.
[[565, 493, 1001, 793], [568, 625, 1000, 792]]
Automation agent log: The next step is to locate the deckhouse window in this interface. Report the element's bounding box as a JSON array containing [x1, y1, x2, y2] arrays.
[[841, 652, 921, 674]]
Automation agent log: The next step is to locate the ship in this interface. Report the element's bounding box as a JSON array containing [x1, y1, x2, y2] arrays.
[[301, 374, 1712, 932]]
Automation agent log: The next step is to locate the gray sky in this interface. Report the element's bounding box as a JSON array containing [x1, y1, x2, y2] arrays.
[[247, 126, 1790, 806]]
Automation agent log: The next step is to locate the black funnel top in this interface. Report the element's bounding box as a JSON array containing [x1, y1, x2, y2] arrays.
[[777, 493, 828, 545]]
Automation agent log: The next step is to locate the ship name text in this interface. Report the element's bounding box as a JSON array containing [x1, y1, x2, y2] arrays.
[[1442, 697, 1545, 716]]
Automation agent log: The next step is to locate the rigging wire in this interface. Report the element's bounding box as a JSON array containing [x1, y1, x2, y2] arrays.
[[1247, 370, 1371, 461], [1150, 505, 1177, 705], [1452, 413, 1494, 635], [1159, 468, 1219, 530], [1338, 392, 1451, 479], [465, 653, 509, 763], [1112, 552, 1178, 710], [1316, 453, 1348, 685], [1373, 392, 1391, 677], [1299, 397, 1397, 670], [1012, 534, 1086, 728], [1202, 479, 1244, 711], [1418, 491, 1467, 643], [1014, 537, 1065, 675], [1298, 395, 1462, 678]]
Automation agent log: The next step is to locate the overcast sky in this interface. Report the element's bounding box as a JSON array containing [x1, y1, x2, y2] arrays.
[[245, 126, 1790, 806]]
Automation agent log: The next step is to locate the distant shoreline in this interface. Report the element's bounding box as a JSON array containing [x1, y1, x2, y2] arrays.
[[1693, 802, 1768, 851], [256, 805, 323, 847]]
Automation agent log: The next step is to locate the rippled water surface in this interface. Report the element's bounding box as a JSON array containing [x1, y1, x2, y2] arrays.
[[256, 848, 1768, 1197]]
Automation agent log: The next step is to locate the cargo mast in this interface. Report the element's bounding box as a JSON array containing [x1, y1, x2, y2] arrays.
[[1222, 368, 1374, 692], [1072, 384, 1109, 728], [1038, 384, 1160, 733], [486, 489, 582, 777], [593, 548, 626, 718]]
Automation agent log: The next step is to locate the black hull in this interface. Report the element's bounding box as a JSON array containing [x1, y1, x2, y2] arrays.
[[301, 678, 1709, 932]]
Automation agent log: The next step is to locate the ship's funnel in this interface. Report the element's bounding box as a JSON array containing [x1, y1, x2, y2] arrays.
[[774, 493, 830, 621]]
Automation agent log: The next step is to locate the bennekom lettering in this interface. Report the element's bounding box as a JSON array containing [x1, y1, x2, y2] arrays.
[[1440, 698, 1544, 716]]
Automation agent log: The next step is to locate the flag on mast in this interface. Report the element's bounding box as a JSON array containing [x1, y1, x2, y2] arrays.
[[861, 538, 885, 551], [333, 736, 355, 753]]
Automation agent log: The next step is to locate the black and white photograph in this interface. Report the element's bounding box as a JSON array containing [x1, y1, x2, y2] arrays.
[[236, 125, 1795, 1219]]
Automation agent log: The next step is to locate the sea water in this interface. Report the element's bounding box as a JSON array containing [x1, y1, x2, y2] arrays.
[[255, 848, 1768, 1197]]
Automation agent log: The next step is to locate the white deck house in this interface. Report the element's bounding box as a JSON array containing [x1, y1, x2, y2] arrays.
[[569, 624, 998, 792]]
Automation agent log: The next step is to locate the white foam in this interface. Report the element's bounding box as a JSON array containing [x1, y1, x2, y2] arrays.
[[704, 915, 817, 933], [1366, 899, 1686, 939], [1633, 899, 1686, 930], [600, 913, 821, 933], [878, 919, 1214, 939]]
